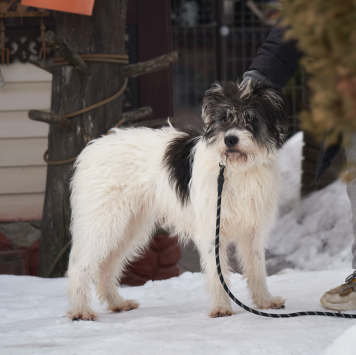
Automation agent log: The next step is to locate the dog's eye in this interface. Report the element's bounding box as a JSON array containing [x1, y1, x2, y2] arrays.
[[247, 117, 254, 123], [222, 116, 228, 122]]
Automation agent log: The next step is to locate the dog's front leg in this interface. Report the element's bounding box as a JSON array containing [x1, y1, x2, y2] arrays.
[[236, 230, 285, 309], [197, 238, 235, 318]]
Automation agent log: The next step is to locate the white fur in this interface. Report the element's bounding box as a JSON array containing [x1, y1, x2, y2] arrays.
[[67, 126, 285, 320]]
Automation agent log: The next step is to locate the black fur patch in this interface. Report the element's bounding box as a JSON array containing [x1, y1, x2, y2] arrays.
[[163, 128, 201, 205]]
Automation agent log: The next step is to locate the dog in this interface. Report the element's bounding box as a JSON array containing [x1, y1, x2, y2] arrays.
[[67, 79, 289, 321]]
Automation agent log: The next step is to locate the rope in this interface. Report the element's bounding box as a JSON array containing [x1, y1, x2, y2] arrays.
[[51, 54, 129, 66], [64, 78, 128, 119], [44, 77, 128, 165], [43, 54, 129, 165], [215, 164, 356, 319]]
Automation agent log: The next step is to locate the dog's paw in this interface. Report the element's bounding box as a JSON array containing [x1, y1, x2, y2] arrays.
[[209, 306, 235, 318], [110, 300, 140, 313], [67, 309, 98, 321], [256, 296, 286, 310]]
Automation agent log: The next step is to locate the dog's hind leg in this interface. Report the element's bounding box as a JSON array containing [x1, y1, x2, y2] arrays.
[[67, 240, 99, 321], [95, 248, 139, 313], [95, 213, 155, 313], [235, 230, 285, 309], [67, 213, 133, 320], [196, 237, 235, 318]]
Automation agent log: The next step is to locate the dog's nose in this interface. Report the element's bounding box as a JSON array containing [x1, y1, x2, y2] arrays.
[[224, 135, 238, 148]]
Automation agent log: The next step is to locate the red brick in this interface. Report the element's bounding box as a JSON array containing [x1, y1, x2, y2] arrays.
[[150, 234, 175, 251], [18, 241, 40, 276], [158, 243, 181, 266], [123, 234, 181, 284], [0, 231, 11, 251], [152, 266, 179, 281], [0, 250, 29, 275], [121, 269, 150, 286], [131, 249, 158, 276], [28, 240, 40, 276]]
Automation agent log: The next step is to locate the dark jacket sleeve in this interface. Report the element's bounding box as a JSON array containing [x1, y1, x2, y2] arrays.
[[246, 19, 303, 88]]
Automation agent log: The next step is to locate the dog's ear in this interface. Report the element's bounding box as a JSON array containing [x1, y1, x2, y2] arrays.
[[249, 80, 290, 147], [201, 83, 224, 126]]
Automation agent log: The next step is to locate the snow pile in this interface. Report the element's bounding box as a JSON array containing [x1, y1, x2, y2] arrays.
[[1, 270, 356, 355], [269, 132, 354, 271]]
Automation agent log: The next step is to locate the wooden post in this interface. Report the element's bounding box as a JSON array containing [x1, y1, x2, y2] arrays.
[[45, 31, 89, 75], [39, 0, 129, 277]]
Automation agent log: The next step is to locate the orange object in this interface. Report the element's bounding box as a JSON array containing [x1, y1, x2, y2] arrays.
[[21, 0, 95, 16]]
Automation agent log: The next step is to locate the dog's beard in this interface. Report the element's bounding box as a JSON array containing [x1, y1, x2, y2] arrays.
[[228, 145, 273, 173], [215, 131, 259, 170]]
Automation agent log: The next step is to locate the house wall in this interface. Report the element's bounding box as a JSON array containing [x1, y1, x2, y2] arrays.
[[0, 63, 52, 222]]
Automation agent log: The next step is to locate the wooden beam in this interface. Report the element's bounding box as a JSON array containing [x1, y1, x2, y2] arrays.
[[129, 118, 173, 128], [45, 31, 89, 75], [123, 51, 178, 78], [108, 107, 153, 133], [28, 55, 55, 74], [122, 106, 152, 124], [28, 110, 71, 131]]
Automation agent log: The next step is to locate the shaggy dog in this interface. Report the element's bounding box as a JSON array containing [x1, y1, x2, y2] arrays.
[[67, 80, 289, 321]]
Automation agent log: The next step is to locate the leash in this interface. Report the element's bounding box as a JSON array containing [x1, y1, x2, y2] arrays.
[[215, 163, 356, 318]]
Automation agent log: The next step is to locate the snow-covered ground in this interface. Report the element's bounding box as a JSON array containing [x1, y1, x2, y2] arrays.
[[1, 132, 356, 355], [1, 270, 356, 355], [271, 132, 354, 271]]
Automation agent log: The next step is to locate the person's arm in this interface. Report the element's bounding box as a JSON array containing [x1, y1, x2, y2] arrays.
[[243, 19, 303, 88]]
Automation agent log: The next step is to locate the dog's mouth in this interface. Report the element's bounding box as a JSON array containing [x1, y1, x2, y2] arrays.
[[224, 148, 248, 162], [226, 148, 239, 154]]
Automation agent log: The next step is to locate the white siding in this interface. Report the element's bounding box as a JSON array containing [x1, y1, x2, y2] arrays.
[[0, 62, 51, 221], [0, 166, 47, 194], [0, 138, 47, 167], [0, 111, 49, 139], [0, 82, 52, 111], [0, 194, 44, 222]]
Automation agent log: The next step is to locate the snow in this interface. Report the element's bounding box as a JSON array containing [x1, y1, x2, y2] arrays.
[[271, 132, 354, 271], [0, 270, 356, 355], [1, 132, 356, 355]]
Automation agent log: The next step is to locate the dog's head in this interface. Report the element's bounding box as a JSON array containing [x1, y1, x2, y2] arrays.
[[202, 80, 289, 170]]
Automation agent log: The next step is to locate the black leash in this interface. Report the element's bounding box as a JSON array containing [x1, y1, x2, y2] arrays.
[[215, 163, 356, 318]]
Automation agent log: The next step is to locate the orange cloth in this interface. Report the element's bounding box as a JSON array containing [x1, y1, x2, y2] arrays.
[[21, 0, 95, 16]]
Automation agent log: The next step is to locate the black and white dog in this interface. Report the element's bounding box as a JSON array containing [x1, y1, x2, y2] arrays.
[[67, 80, 289, 321]]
